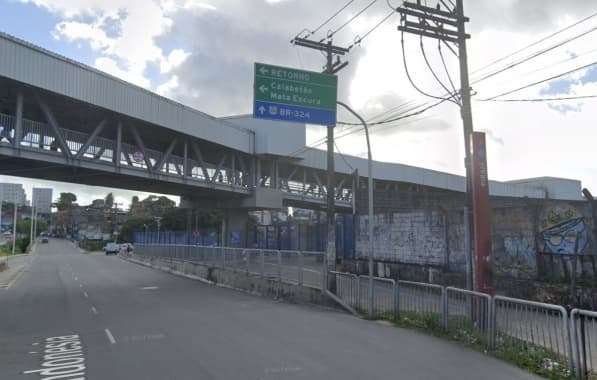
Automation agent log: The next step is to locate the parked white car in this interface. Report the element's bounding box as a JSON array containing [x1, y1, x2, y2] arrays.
[[103, 242, 119, 255]]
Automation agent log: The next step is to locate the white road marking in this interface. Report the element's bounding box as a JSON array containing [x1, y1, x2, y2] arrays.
[[104, 328, 116, 344], [31, 342, 39, 346], [24, 334, 86, 377], [83, 291, 88, 298], [74, 277, 78, 281], [91, 306, 98, 315], [79, 284, 83, 288], [140, 286, 159, 290], [122, 333, 165, 343], [28, 351, 37, 354]]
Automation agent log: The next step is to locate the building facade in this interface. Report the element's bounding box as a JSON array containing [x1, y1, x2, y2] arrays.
[[32, 187, 53, 214], [0, 182, 26, 205]]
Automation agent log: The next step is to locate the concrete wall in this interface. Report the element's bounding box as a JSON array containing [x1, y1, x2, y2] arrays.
[[122, 253, 338, 308], [353, 182, 595, 282]]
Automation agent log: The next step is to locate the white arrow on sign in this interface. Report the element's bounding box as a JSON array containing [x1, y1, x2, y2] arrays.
[[258, 84, 268, 93], [258, 106, 266, 115], [259, 66, 268, 75]]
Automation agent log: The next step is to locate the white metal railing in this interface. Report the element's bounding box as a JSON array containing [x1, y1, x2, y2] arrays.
[[571, 309, 597, 378], [134, 244, 325, 289], [328, 272, 586, 373]]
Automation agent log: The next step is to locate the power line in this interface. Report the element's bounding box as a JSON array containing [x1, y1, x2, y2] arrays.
[[349, 9, 397, 49], [471, 10, 597, 76], [334, 141, 355, 170], [326, 0, 378, 41], [401, 31, 459, 104], [481, 58, 597, 101], [306, 0, 356, 38], [287, 97, 447, 159], [438, 38, 459, 102], [339, 97, 448, 127], [478, 94, 597, 102], [420, 36, 460, 105], [471, 23, 597, 86]]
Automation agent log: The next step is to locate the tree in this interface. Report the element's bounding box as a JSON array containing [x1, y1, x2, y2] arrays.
[[54, 193, 77, 211], [139, 195, 175, 215], [105, 192, 114, 209], [131, 195, 139, 205], [16, 219, 48, 236], [119, 216, 155, 243]]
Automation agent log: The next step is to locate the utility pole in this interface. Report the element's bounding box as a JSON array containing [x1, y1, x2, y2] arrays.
[[291, 36, 349, 290], [12, 202, 17, 255], [396, 0, 480, 291]]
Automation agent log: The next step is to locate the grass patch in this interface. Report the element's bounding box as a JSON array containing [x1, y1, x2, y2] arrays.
[[78, 240, 105, 252], [0, 237, 29, 255]]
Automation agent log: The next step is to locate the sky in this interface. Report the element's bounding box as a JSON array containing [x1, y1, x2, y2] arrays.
[[1, 0, 596, 206]]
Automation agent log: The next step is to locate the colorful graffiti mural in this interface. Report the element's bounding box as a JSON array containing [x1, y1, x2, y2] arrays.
[[539, 207, 588, 254], [493, 235, 536, 278]]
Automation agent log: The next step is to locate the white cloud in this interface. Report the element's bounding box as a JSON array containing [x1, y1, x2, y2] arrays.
[[22, 0, 179, 90], [95, 56, 150, 88], [54, 20, 113, 51], [156, 75, 179, 96], [160, 49, 191, 74]]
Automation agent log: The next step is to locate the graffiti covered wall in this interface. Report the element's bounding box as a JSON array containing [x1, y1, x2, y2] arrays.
[[491, 206, 537, 278], [356, 211, 447, 265], [538, 206, 588, 255]]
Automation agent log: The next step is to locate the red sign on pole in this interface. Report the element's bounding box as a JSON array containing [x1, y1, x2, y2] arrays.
[[470, 132, 494, 295]]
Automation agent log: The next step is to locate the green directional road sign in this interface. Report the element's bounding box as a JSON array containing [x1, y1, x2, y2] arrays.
[[253, 62, 338, 126]]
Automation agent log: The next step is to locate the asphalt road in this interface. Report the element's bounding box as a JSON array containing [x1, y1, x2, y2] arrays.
[[0, 239, 541, 379]]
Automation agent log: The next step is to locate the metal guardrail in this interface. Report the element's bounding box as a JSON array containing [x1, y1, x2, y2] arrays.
[[329, 272, 585, 373], [445, 287, 491, 348], [357, 275, 397, 319], [134, 244, 325, 289], [126, 246, 597, 377], [398, 280, 444, 320], [493, 295, 572, 372], [571, 309, 597, 378], [329, 271, 359, 309]]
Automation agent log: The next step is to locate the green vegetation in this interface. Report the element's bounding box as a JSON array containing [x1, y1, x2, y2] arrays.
[[78, 240, 106, 252], [105, 192, 114, 209], [54, 192, 77, 211], [364, 310, 577, 379], [0, 237, 30, 255], [16, 219, 48, 236]]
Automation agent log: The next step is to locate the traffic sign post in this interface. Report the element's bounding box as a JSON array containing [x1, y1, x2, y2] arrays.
[[253, 63, 337, 126]]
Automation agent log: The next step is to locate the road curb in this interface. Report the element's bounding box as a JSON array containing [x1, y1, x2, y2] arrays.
[[120, 254, 266, 298], [0, 264, 26, 289]]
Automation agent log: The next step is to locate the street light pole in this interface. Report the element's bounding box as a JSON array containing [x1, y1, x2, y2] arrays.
[[336, 101, 374, 319], [11, 202, 17, 255]]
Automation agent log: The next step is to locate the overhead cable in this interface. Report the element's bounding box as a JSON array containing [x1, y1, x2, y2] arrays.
[[326, 0, 378, 41], [471, 10, 597, 76], [480, 59, 597, 101], [306, 0, 356, 38], [471, 24, 597, 85]]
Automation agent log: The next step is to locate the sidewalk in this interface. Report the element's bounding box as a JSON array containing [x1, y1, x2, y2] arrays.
[[0, 242, 37, 288], [0, 259, 26, 289]]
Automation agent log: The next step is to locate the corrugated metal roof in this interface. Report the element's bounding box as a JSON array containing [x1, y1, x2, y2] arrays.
[[0, 32, 254, 153], [299, 148, 557, 199]]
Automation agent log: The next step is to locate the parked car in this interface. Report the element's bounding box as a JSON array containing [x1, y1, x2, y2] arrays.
[[120, 243, 134, 253], [103, 242, 119, 255], [41, 237, 49, 243]]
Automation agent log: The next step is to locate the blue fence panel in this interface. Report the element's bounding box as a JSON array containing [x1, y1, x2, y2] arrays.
[[133, 229, 220, 246]]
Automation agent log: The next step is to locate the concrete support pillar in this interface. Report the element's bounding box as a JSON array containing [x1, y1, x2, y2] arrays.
[[183, 141, 189, 177], [256, 159, 262, 187], [14, 91, 23, 148], [114, 122, 122, 167], [222, 209, 248, 248]]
